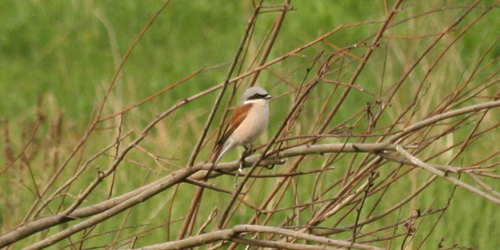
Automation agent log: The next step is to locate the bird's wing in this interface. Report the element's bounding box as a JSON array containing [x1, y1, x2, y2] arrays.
[[219, 103, 252, 145], [211, 103, 252, 161]]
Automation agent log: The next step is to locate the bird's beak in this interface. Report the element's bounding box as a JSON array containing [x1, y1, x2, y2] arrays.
[[265, 94, 273, 100]]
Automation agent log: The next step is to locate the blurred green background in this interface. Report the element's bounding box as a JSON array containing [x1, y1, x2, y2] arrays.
[[0, 1, 400, 122], [1, 0, 500, 249]]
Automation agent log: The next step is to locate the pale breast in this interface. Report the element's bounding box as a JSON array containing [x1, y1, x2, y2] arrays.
[[233, 100, 269, 145]]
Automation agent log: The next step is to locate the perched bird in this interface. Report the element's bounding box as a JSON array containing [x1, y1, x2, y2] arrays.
[[205, 86, 272, 179]]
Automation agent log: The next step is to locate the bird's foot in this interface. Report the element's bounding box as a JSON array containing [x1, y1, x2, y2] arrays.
[[238, 160, 244, 173]]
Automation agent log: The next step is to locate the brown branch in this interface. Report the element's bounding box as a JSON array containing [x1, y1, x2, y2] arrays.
[[396, 146, 500, 204], [124, 224, 384, 250]]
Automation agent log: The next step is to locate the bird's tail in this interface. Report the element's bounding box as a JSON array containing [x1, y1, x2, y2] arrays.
[[204, 144, 223, 180], [210, 143, 222, 164]]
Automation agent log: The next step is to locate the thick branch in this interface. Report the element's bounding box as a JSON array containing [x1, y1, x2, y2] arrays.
[[396, 146, 500, 205], [127, 224, 384, 250]]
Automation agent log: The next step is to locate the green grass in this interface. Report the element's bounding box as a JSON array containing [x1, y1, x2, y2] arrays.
[[2, 1, 500, 249]]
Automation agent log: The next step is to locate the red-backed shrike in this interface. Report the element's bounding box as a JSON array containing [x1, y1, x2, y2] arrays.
[[205, 87, 272, 179]]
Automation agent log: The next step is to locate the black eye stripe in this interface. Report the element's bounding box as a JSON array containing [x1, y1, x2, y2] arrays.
[[248, 93, 268, 100]]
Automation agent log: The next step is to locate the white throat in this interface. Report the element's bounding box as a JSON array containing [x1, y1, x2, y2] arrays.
[[244, 98, 268, 105]]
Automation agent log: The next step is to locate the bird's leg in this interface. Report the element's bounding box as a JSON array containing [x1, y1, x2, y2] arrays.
[[238, 144, 254, 173], [244, 143, 256, 156], [238, 149, 246, 173]]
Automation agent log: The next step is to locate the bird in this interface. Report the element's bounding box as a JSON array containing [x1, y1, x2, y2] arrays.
[[205, 86, 272, 180]]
